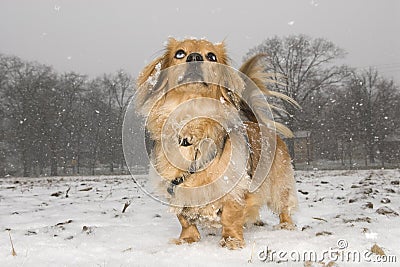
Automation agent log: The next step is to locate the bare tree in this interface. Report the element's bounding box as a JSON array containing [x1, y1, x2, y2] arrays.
[[0, 53, 146, 176], [1, 56, 57, 176], [245, 35, 350, 157], [101, 70, 134, 172], [343, 69, 399, 164], [325, 68, 400, 167], [0, 54, 9, 177], [48, 72, 87, 175]]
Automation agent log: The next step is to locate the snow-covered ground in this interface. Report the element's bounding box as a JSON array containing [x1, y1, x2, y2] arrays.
[[1, 170, 399, 266]]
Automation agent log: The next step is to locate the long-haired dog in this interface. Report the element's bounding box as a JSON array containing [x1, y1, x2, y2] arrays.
[[135, 38, 298, 249]]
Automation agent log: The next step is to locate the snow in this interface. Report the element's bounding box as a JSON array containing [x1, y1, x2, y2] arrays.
[[1, 170, 399, 266], [146, 62, 161, 87]]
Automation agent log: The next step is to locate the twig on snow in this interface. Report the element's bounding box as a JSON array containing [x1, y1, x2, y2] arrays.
[[8, 231, 17, 256], [122, 201, 131, 213]]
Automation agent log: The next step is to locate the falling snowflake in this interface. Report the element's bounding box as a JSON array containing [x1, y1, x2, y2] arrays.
[[310, 0, 319, 7]]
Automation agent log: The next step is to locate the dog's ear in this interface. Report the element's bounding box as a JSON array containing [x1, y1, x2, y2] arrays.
[[135, 55, 166, 115], [214, 41, 229, 65], [209, 44, 244, 110], [137, 55, 165, 87], [166, 37, 179, 48], [137, 37, 179, 89]]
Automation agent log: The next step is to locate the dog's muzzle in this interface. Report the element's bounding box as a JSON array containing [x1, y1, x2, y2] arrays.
[[178, 53, 205, 84], [180, 62, 204, 83]]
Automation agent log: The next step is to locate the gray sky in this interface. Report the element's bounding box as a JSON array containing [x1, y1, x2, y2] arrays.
[[1, 0, 399, 82]]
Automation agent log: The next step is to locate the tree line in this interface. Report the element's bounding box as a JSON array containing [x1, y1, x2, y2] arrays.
[[0, 54, 142, 177], [1, 34, 399, 177], [246, 34, 400, 168]]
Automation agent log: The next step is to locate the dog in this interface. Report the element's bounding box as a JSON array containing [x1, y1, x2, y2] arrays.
[[135, 38, 298, 249]]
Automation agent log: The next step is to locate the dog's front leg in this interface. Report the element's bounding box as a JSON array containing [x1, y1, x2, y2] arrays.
[[173, 214, 201, 245], [219, 200, 245, 249]]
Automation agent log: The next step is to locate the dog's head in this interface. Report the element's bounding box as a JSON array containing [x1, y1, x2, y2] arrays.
[[135, 38, 245, 116], [163, 38, 230, 86], [138, 38, 229, 84]]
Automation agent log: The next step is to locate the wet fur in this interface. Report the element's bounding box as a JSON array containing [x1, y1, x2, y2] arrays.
[[135, 38, 298, 249]]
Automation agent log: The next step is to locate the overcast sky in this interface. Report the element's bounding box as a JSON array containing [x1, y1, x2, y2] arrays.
[[0, 0, 399, 82]]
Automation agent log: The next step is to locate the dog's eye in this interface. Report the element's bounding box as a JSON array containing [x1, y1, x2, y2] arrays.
[[174, 50, 186, 59], [206, 52, 217, 62]]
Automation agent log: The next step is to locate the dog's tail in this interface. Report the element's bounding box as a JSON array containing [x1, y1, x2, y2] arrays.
[[239, 54, 300, 138]]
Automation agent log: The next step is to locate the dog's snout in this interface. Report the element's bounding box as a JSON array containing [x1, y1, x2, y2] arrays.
[[186, 53, 203, 62]]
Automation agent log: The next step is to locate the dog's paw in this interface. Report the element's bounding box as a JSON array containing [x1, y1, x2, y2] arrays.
[[219, 236, 245, 250], [273, 222, 296, 230], [171, 236, 200, 245]]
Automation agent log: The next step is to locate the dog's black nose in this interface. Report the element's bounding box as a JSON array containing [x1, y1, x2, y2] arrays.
[[186, 53, 203, 62]]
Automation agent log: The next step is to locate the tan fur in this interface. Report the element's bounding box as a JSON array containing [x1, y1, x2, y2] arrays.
[[173, 214, 201, 244], [135, 38, 298, 249]]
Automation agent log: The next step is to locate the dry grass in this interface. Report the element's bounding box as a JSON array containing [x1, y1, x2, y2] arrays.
[[8, 231, 17, 256]]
